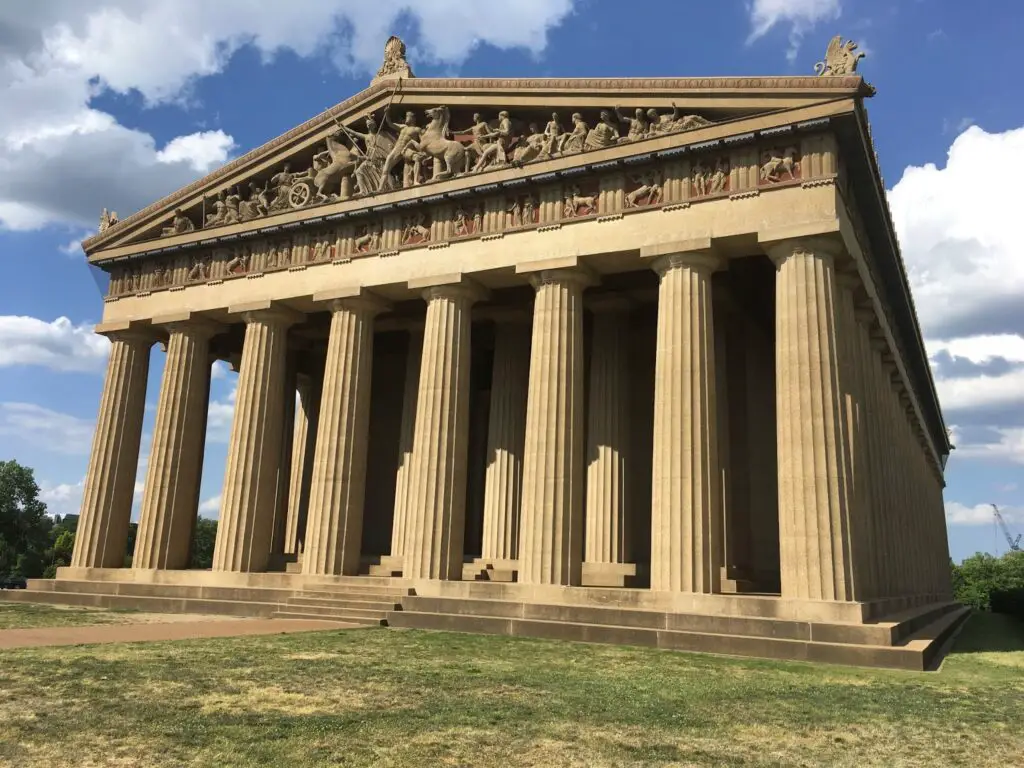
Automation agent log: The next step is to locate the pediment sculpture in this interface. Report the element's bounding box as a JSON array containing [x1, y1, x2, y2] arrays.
[[815, 36, 865, 76]]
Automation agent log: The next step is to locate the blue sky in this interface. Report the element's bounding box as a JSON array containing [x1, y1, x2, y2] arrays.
[[1, 0, 1022, 563]]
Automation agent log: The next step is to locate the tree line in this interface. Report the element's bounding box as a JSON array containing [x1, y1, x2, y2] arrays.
[[0, 459, 217, 581]]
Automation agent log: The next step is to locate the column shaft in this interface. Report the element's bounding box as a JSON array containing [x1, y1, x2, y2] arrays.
[[518, 269, 591, 586], [389, 327, 424, 563], [405, 285, 479, 580], [213, 309, 296, 572], [284, 375, 320, 555], [584, 302, 631, 564], [135, 323, 218, 569], [480, 322, 531, 562], [73, 333, 153, 569], [770, 240, 855, 602], [303, 296, 385, 575], [649, 253, 722, 593]]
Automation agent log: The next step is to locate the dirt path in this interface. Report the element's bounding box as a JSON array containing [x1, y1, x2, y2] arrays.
[[0, 618, 355, 650]]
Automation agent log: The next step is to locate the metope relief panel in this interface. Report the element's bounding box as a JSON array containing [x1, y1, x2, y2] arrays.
[[691, 157, 730, 198], [451, 203, 484, 238], [562, 181, 600, 219], [624, 169, 664, 209], [506, 194, 540, 230], [758, 146, 802, 186], [353, 221, 384, 255], [401, 211, 432, 246]]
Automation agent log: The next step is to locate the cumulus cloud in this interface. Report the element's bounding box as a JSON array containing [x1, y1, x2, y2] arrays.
[[0, 315, 109, 372], [747, 0, 842, 61], [0, 402, 94, 455], [946, 501, 1022, 527], [199, 494, 222, 515], [205, 383, 237, 443], [39, 476, 85, 517], [0, 0, 576, 231], [952, 428, 1024, 466]]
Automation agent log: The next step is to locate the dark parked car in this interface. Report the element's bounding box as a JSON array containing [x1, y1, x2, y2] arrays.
[[0, 576, 28, 589]]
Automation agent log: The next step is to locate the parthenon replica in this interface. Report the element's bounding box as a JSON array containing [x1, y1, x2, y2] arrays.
[[39, 36, 967, 667]]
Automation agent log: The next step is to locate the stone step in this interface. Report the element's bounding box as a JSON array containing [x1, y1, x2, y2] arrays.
[[286, 596, 401, 611], [387, 609, 934, 670], [399, 595, 936, 647], [895, 605, 973, 670], [272, 611, 386, 626], [24, 579, 300, 604], [297, 586, 412, 599], [0, 589, 280, 618]]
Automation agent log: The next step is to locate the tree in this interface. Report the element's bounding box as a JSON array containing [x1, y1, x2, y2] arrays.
[[952, 551, 1024, 614], [0, 460, 54, 579], [189, 518, 218, 569]]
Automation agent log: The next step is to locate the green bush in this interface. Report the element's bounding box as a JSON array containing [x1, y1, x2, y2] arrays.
[[952, 551, 1024, 615]]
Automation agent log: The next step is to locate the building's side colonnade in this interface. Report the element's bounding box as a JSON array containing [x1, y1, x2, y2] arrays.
[[72, 227, 951, 615]]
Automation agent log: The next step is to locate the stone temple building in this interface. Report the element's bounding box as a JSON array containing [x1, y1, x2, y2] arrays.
[[25, 36, 968, 667]]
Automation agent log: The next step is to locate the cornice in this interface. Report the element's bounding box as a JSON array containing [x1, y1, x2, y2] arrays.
[[83, 75, 869, 252]]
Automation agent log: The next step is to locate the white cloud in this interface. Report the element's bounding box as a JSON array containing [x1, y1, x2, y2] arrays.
[[747, 0, 842, 61], [0, 315, 109, 372], [0, 1, 576, 231], [205, 383, 237, 443], [928, 335, 1024, 366], [210, 360, 231, 380], [199, 494, 222, 514], [39, 476, 85, 517], [0, 402, 94, 455], [946, 501, 1022, 527], [890, 126, 1024, 343], [953, 428, 1024, 466], [935, 368, 1024, 413]]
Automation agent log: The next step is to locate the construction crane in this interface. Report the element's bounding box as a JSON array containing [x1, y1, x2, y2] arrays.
[[992, 504, 1022, 552]]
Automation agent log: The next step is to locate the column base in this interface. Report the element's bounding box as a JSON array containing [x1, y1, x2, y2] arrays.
[[582, 561, 646, 588]]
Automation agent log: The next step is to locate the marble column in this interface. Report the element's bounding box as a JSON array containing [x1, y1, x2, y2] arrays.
[[284, 373, 321, 556], [648, 251, 722, 594], [213, 305, 301, 572], [404, 283, 483, 580], [480, 317, 531, 564], [767, 237, 856, 602], [583, 297, 633, 582], [72, 329, 154, 569], [303, 292, 388, 576], [388, 326, 424, 566], [518, 267, 593, 586], [135, 318, 222, 570], [270, 358, 298, 557]]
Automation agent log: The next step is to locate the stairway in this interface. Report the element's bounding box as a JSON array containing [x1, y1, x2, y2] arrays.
[[272, 585, 410, 626], [388, 593, 971, 670]]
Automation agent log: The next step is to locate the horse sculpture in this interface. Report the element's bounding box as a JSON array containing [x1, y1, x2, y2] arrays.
[[413, 106, 467, 181]]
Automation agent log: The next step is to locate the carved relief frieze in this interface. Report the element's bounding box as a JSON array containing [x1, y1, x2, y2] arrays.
[[187, 254, 211, 283], [506, 194, 540, 229], [401, 211, 432, 245], [354, 221, 384, 254], [562, 182, 599, 219], [624, 169, 664, 209], [758, 146, 802, 186], [451, 203, 484, 238], [691, 157, 730, 198]]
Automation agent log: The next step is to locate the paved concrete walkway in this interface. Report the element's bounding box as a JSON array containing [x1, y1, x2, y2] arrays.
[[0, 618, 354, 650]]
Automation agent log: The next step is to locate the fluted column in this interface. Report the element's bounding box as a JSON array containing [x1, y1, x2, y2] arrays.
[[405, 283, 483, 580], [72, 329, 154, 569], [389, 325, 424, 565], [768, 237, 855, 602], [135, 319, 222, 570], [270, 357, 298, 557], [213, 305, 301, 572], [303, 293, 388, 576], [584, 297, 632, 568], [480, 317, 531, 563], [518, 267, 594, 586], [284, 374, 320, 555], [649, 252, 722, 593]]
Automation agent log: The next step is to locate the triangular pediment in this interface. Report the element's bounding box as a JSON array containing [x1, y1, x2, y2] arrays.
[[84, 74, 871, 259]]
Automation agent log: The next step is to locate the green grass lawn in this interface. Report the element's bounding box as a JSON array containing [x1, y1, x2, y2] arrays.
[[0, 603, 144, 629], [0, 611, 1021, 767]]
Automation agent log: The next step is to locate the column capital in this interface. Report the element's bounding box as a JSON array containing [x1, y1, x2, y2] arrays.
[[408, 274, 489, 304], [650, 251, 723, 277], [94, 321, 160, 346], [151, 312, 226, 339], [228, 300, 304, 327], [760, 234, 844, 269], [527, 266, 597, 291], [312, 286, 391, 316]]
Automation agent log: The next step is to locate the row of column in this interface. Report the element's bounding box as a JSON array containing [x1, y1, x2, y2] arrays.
[[72, 236, 951, 604]]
